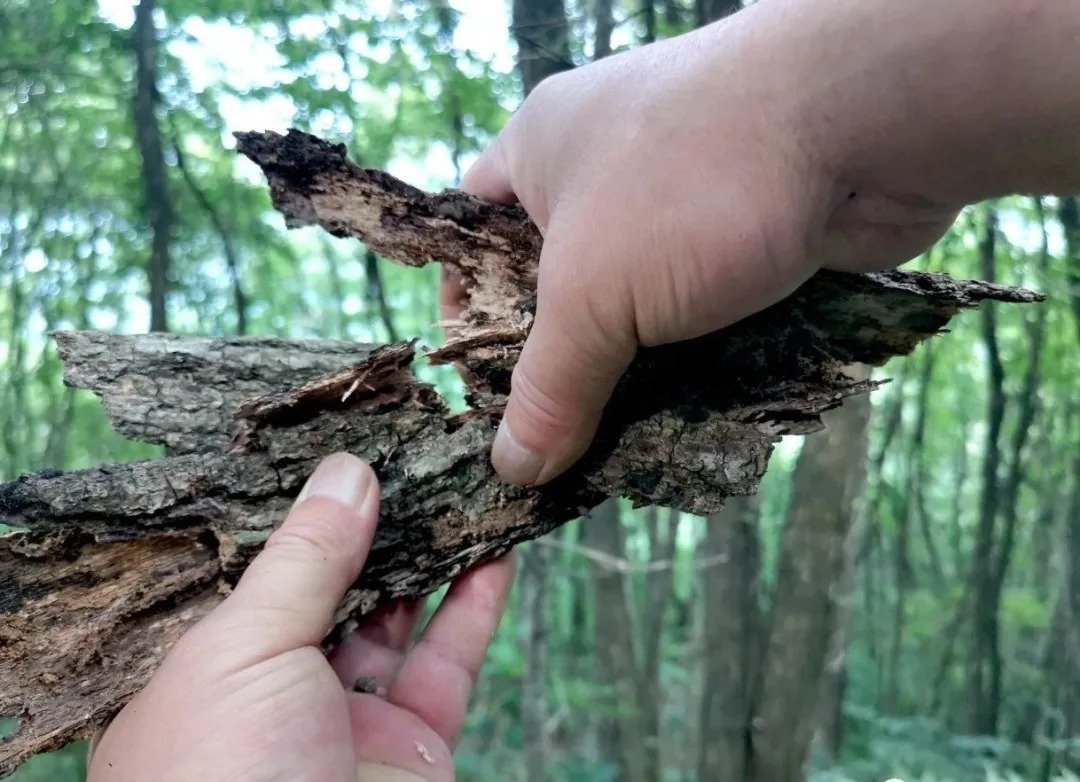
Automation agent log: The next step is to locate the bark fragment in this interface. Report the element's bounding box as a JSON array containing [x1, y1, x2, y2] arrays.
[[0, 128, 1043, 775]]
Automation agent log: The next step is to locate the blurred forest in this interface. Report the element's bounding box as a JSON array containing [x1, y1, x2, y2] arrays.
[[1, 0, 1079, 780]]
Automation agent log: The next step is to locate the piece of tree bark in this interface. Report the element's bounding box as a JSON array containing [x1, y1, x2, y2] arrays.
[[0, 127, 1042, 775]]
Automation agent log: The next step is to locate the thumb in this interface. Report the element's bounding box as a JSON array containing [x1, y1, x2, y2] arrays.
[[460, 133, 517, 205], [208, 452, 380, 660], [492, 232, 636, 486]]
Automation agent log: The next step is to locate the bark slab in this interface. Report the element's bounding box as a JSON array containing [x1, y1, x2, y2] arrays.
[[0, 128, 1042, 774]]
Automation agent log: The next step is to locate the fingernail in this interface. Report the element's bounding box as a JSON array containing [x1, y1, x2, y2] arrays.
[[298, 453, 372, 508], [492, 421, 545, 485]]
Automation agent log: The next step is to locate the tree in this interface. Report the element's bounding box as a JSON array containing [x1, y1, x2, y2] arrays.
[[131, 0, 174, 333]]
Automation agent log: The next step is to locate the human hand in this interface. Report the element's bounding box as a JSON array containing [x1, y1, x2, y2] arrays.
[[87, 453, 515, 782], [451, 0, 1080, 487]]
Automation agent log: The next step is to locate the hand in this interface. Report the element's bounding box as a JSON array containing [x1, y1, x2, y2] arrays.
[[87, 453, 515, 782], [450, 0, 1080, 487]]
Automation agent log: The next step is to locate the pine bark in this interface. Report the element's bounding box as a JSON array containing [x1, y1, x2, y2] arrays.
[[0, 128, 1041, 774]]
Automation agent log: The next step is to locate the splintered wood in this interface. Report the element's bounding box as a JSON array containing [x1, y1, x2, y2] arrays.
[[0, 128, 1043, 774]]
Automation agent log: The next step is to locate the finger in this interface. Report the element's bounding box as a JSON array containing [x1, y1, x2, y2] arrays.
[[439, 265, 468, 323], [208, 453, 380, 661], [350, 706, 453, 782], [492, 228, 637, 485], [329, 600, 424, 690], [460, 134, 517, 204], [387, 553, 517, 749]]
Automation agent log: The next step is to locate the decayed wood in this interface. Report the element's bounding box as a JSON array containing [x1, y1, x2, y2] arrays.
[[0, 128, 1043, 774]]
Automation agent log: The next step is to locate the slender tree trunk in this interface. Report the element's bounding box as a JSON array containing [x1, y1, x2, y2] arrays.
[[583, 500, 651, 782], [750, 364, 874, 782], [1061, 196, 1080, 334], [593, 0, 614, 59], [171, 133, 248, 335], [642, 0, 656, 43], [967, 204, 1006, 736], [911, 346, 944, 588], [435, 0, 465, 181], [986, 200, 1048, 681], [695, 0, 740, 27], [643, 507, 679, 778], [363, 250, 398, 342], [521, 541, 551, 782], [132, 0, 173, 333], [859, 378, 905, 691], [2, 201, 27, 477], [697, 495, 761, 781], [884, 467, 912, 714], [663, 0, 684, 27], [512, 0, 573, 93], [1054, 194, 1080, 768], [816, 494, 863, 760], [683, 530, 706, 781]]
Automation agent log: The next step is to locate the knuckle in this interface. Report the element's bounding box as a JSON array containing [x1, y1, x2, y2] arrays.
[[510, 362, 576, 440], [266, 506, 346, 564]]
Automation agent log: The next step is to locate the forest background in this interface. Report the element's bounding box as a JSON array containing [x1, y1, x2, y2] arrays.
[[2, 0, 1079, 780]]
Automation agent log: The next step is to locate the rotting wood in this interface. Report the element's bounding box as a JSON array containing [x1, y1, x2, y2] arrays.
[[0, 128, 1043, 775]]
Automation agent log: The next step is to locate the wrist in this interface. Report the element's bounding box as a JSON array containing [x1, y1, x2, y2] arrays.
[[795, 0, 1080, 206]]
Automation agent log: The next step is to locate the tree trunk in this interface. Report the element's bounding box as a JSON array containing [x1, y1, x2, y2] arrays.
[[695, 0, 740, 27], [643, 507, 679, 777], [171, 133, 248, 335], [698, 495, 761, 781], [967, 204, 1006, 737], [593, 0, 615, 59], [512, 0, 572, 93], [0, 129, 1041, 774], [132, 0, 173, 333], [521, 541, 551, 782], [583, 501, 652, 782], [910, 345, 943, 588], [1054, 194, 1080, 768], [363, 250, 399, 342], [750, 363, 874, 782], [642, 0, 656, 43]]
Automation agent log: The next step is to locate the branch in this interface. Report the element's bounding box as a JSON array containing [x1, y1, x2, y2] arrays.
[[0, 128, 1042, 774]]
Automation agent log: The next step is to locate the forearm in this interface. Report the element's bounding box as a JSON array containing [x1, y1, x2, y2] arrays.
[[729, 0, 1080, 207]]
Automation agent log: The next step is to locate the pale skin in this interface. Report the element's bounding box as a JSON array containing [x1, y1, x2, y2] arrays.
[[93, 0, 1080, 778], [87, 454, 516, 782]]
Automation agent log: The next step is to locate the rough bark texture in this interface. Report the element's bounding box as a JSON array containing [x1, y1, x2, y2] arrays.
[[0, 128, 1042, 775]]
